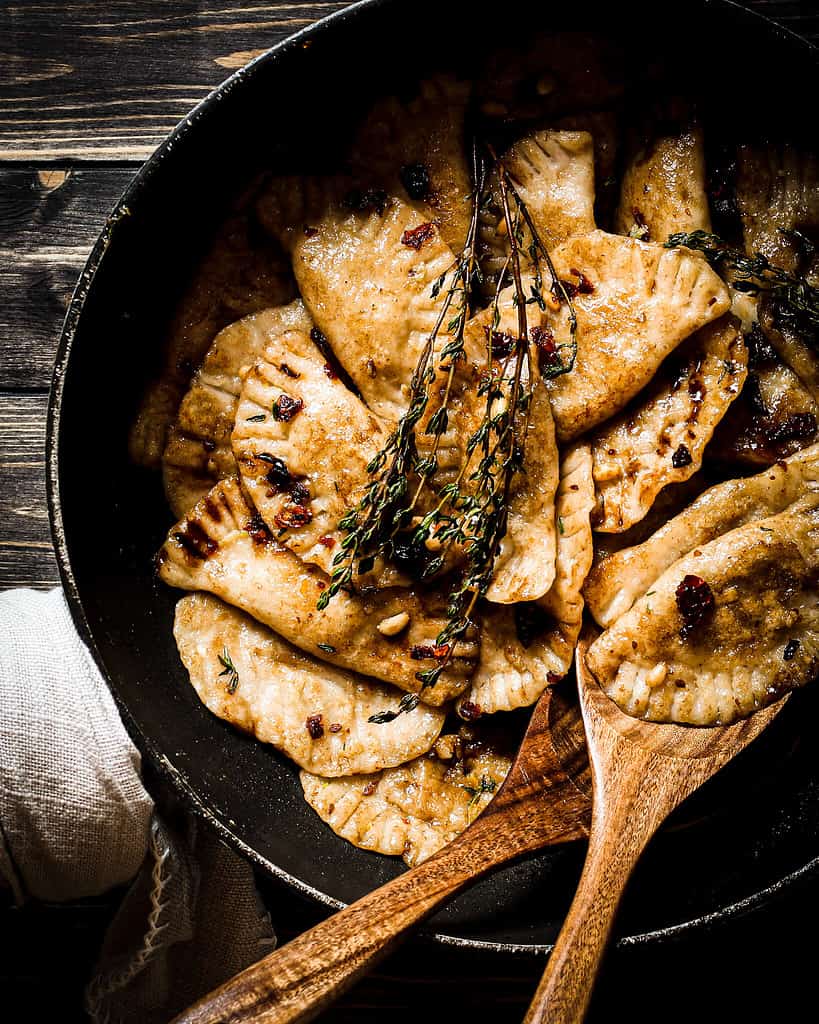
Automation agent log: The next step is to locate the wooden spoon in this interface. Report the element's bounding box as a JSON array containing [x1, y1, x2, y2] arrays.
[[523, 637, 787, 1024], [173, 686, 592, 1024]]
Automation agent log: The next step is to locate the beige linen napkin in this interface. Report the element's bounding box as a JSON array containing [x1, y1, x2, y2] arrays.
[[0, 588, 274, 1023]]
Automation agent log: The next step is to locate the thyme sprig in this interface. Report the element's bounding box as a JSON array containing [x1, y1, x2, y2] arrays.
[[412, 151, 537, 692], [318, 143, 580, 712], [665, 230, 819, 342], [367, 692, 420, 724], [462, 774, 498, 810], [217, 647, 240, 694], [317, 142, 488, 611]]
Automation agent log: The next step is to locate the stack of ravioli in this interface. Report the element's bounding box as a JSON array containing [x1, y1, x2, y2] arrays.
[[133, 41, 819, 866]]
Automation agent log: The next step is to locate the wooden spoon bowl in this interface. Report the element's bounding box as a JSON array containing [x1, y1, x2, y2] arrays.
[[523, 636, 788, 1024]]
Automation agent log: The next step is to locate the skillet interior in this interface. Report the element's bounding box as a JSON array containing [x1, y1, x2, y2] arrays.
[[49, 0, 819, 950]]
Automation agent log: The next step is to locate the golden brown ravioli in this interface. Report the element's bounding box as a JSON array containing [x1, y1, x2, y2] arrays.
[[616, 126, 711, 244], [301, 738, 510, 866], [163, 301, 312, 517], [584, 444, 819, 628], [590, 316, 747, 533], [156, 478, 478, 703], [541, 230, 731, 440], [174, 593, 445, 776], [587, 495, 819, 725], [232, 325, 401, 585], [349, 74, 473, 254], [457, 443, 594, 715]]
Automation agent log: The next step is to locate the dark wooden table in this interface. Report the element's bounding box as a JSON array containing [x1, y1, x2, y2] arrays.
[[3, 1, 819, 1019]]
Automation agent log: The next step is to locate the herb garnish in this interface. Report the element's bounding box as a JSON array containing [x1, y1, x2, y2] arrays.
[[368, 692, 420, 724], [318, 141, 579, 706], [217, 647, 240, 694], [462, 774, 497, 810]]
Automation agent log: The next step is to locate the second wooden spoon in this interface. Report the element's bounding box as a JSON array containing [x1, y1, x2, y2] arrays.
[[523, 637, 787, 1024]]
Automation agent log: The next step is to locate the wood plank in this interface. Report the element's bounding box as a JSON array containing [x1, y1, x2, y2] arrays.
[[0, 166, 134, 389], [1, 1, 816, 162], [0, 391, 59, 589], [0, 0, 347, 160]]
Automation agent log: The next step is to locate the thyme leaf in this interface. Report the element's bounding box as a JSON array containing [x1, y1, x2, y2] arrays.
[[217, 647, 240, 694], [462, 774, 497, 809], [368, 692, 420, 724]]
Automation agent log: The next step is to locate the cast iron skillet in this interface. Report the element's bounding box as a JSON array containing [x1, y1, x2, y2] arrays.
[[48, 0, 819, 952]]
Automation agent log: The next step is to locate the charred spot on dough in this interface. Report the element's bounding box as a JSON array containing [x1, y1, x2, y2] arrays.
[[174, 522, 217, 560]]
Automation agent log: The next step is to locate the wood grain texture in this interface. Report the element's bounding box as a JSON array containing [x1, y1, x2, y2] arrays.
[[523, 642, 785, 1024], [172, 690, 591, 1024], [0, 0, 347, 160], [0, 392, 59, 588], [0, 166, 135, 389]]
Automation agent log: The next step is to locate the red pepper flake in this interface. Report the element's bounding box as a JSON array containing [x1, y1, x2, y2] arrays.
[[671, 443, 693, 468], [483, 326, 518, 359], [275, 504, 313, 530], [290, 480, 310, 505], [561, 269, 595, 298], [570, 268, 594, 294], [323, 363, 338, 380], [272, 394, 304, 422], [363, 780, 378, 796], [318, 535, 336, 549], [531, 324, 561, 373], [401, 222, 436, 250], [306, 715, 324, 739], [459, 700, 483, 722], [432, 643, 451, 660], [246, 512, 272, 546], [410, 644, 436, 660], [329, 722, 342, 733], [675, 574, 715, 640], [279, 362, 300, 379], [258, 454, 293, 492], [688, 377, 705, 402]]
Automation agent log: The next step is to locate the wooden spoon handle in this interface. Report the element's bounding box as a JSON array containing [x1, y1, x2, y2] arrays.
[[172, 814, 523, 1024], [523, 816, 651, 1024]]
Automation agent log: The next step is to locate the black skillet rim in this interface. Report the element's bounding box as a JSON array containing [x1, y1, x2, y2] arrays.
[[45, 0, 819, 954]]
